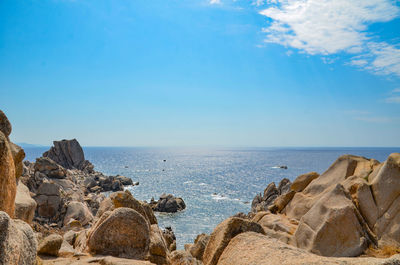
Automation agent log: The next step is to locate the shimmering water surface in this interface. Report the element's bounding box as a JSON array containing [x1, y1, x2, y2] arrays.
[[24, 147, 398, 249]]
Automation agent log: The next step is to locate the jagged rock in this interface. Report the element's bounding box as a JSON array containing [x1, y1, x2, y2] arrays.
[[34, 157, 66, 179], [217, 232, 400, 265], [0, 211, 38, 265], [162, 226, 176, 252], [87, 207, 150, 259], [370, 153, 400, 247], [38, 234, 63, 256], [152, 194, 186, 213], [10, 142, 25, 179], [43, 139, 94, 172], [168, 250, 202, 265], [0, 131, 16, 217], [252, 211, 296, 244], [14, 181, 37, 224], [149, 224, 169, 264], [202, 217, 265, 265], [0, 110, 12, 138], [290, 172, 319, 192], [188, 233, 210, 261], [63, 201, 93, 227], [293, 184, 371, 257], [114, 175, 133, 186], [251, 179, 292, 213], [58, 240, 75, 258]]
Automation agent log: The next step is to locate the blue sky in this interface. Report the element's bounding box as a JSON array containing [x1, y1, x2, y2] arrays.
[[0, 0, 400, 147]]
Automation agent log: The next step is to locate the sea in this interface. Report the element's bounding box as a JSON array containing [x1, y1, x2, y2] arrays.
[[23, 147, 398, 249]]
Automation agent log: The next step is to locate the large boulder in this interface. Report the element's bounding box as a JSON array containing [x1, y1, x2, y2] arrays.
[[285, 155, 379, 221], [14, 181, 37, 224], [252, 211, 296, 244], [63, 201, 94, 227], [217, 232, 400, 265], [293, 184, 371, 257], [43, 139, 94, 172], [0, 211, 38, 265], [370, 153, 400, 247], [87, 207, 150, 259], [0, 131, 16, 217], [152, 194, 186, 213], [97, 190, 157, 225], [38, 234, 63, 256], [34, 182, 61, 218], [202, 217, 265, 265]]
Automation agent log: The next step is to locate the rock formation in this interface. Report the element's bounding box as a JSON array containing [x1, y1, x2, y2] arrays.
[[151, 194, 186, 213], [0, 211, 38, 265], [43, 139, 94, 172]]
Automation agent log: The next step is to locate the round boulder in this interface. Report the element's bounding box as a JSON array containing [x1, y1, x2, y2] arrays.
[[87, 207, 150, 259]]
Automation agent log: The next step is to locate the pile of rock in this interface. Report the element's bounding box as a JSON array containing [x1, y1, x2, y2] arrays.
[[150, 194, 186, 213]]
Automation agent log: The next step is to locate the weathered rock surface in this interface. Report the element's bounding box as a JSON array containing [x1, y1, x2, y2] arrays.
[[290, 171, 319, 192], [35, 157, 67, 179], [217, 232, 400, 265], [168, 250, 203, 265], [202, 217, 265, 265], [251, 178, 292, 213], [151, 194, 186, 213], [0, 110, 12, 138], [14, 181, 37, 224], [43, 139, 94, 172], [293, 184, 371, 257], [188, 233, 210, 261], [0, 211, 38, 265], [63, 201, 94, 227], [0, 131, 16, 217], [149, 224, 169, 264], [38, 234, 63, 256], [87, 207, 150, 259]]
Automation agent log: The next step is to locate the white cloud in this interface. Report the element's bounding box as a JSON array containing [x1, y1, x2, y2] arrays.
[[259, 0, 400, 77], [210, 0, 221, 4], [385, 87, 400, 103]]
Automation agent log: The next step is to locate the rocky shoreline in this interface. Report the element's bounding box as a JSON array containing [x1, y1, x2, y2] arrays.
[[1, 109, 400, 265]]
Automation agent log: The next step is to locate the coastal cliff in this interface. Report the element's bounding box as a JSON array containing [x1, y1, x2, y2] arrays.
[[1, 109, 400, 265]]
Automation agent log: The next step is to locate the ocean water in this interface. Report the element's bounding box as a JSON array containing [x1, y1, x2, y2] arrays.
[[24, 147, 398, 249]]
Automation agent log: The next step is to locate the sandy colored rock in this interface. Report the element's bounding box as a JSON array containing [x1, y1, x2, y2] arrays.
[[0, 131, 16, 217], [110, 190, 156, 225], [0, 110, 12, 137], [149, 224, 169, 264], [14, 181, 37, 224], [293, 184, 370, 257], [168, 250, 202, 265], [217, 232, 400, 265], [285, 155, 376, 220], [10, 142, 25, 178], [202, 217, 264, 265], [38, 234, 63, 256], [87, 207, 150, 259], [188, 233, 210, 261], [291, 171, 319, 192], [269, 190, 295, 213], [63, 201, 94, 226], [0, 211, 38, 265], [371, 153, 400, 217]]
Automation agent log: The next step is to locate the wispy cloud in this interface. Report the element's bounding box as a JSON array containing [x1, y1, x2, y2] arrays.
[[259, 0, 400, 77], [385, 88, 400, 103], [345, 110, 396, 123], [210, 0, 221, 5]]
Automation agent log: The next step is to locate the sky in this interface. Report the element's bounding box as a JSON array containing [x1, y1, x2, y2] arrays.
[[0, 0, 400, 147]]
